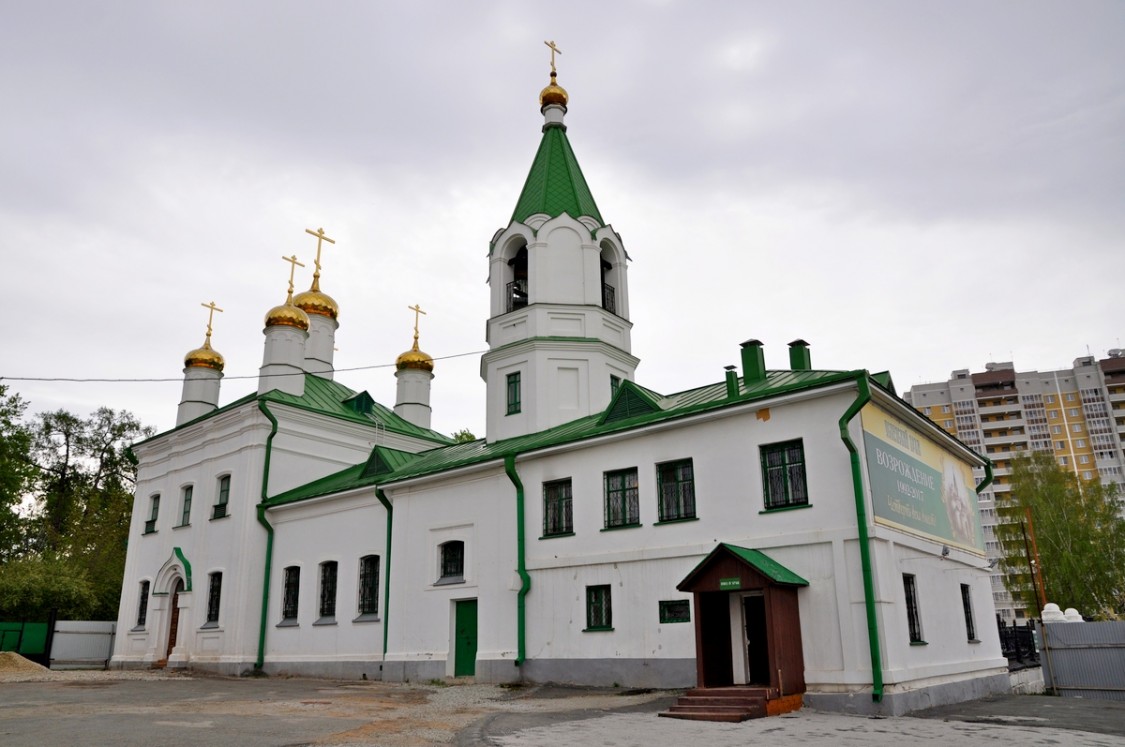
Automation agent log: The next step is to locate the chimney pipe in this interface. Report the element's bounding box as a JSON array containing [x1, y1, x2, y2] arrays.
[[741, 339, 767, 384], [788, 339, 811, 371], [724, 365, 739, 399]]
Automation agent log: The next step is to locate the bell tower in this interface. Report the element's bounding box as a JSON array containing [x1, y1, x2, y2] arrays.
[[482, 44, 638, 441]]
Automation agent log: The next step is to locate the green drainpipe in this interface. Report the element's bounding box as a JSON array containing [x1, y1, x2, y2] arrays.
[[838, 373, 884, 703], [504, 454, 530, 666], [975, 459, 994, 497], [375, 489, 393, 657], [254, 401, 279, 671]]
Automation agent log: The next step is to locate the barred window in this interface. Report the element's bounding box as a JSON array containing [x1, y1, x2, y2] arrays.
[[961, 584, 977, 641], [657, 459, 695, 521], [439, 541, 465, 583], [904, 574, 924, 643], [543, 479, 573, 536], [136, 581, 150, 628], [761, 440, 808, 509], [585, 585, 612, 630], [282, 566, 300, 621], [358, 555, 380, 616], [206, 572, 222, 624], [659, 599, 691, 623], [319, 561, 338, 619], [604, 468, 639, 528]]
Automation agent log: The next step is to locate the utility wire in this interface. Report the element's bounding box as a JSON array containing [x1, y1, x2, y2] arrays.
[[1, 349, 489, 384]]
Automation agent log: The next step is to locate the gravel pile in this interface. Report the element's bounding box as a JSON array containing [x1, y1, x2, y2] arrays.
[[0, 653, 185, 683]]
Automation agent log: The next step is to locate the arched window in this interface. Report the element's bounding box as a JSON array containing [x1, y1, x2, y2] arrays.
[[135, 581, 150, 628], [599, 245, 617, 314], [507, 247, 528, 312], [319, 561, 338, 620], [438, 541, 465, 584], [205, 572, 222, 626], [281, 566, 300, 621]]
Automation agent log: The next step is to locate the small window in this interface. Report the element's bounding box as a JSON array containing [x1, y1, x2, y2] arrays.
[[904, 574, 924, 643], [1049, 410, 1059, 419], [213, 475, 231, 519], [659, 599, 691, 624], [610, 375, 622, 397], [144, 495, 160, 534], [941, 405, 951, 413], [656, 459, 696, 522], [761, 440, 808, 509], [439, 541, 465, 583], [136, 581, 150, 628], [319, 561, 338, 619], [604, 468, 640, 528], [506, 372, 521, 415], [1066, 393, 1076, 402], [1051, 425, 1062, 434], [543, 479, 573, 537], [178, 485, 193, 527], [206, 572, 222, 625], [585, 584, 612, 631], [960, 584, 976, 641], [1046, 395, 1056, 403], [357, 555, 380, 616], [1072, 423, 1083, 433], [282, 566, 300, 621]]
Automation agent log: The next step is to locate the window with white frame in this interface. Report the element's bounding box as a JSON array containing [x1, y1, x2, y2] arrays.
[[213, 474, 231, 519], [903, 574, 924, 643], [357, 555, 379, 617], [319, 561, 337, 620], [177, 485, 193, 527], [438, 541, 465, 583], [144, 495, 160, 534], [281, 566, 300, 621], [205, 572, 222, 626], [136, 580, 150, 628]]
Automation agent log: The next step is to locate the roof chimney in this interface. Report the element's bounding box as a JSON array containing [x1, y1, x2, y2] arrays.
[[724, 365, 739, 399], [741, 339, 766, 384], [788, 339, 811, 371]]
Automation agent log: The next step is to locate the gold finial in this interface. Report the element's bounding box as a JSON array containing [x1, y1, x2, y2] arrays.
[[408, 303, 427, 350], [304, 227, 336, 292], [200, 300, 224, 347], [282, 254, 305, 302], [544, 40, 562, 73]]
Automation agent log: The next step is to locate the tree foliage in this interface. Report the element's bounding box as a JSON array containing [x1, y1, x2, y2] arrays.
[[451, 428, 477, 443], [997, 453, 1125, 620], [0, 394, 153, 620], [0, 385, 36, 561]]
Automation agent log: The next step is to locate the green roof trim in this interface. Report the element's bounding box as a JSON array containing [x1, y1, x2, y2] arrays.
[[721, 544, 809, 586], [511, 124, 603, 225], [267, 445, 419, 507]]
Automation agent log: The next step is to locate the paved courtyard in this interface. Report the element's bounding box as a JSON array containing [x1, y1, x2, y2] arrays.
[[1, 669, 1123, 747]]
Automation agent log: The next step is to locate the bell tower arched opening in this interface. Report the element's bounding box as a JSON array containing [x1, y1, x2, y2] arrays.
[[507, 247, 528, 313]]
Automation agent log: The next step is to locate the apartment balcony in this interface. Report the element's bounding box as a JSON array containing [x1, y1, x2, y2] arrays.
[[978, 403, 1023, 417]]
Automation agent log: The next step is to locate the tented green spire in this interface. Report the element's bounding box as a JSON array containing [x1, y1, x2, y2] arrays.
[[510, 125, 604, 225]]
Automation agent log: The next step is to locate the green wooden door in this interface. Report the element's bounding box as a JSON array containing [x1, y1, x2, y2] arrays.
[[453, 599, 478, 677]]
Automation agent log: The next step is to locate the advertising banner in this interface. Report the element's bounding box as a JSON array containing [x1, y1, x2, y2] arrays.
[[861, 404, 985, 553]]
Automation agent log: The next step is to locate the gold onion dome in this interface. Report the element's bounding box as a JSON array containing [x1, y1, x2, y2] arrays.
[[396, 341, 434, 372], [539, 71, 568, 108], [185, 339, 224, 371], [264, 301, 310, 331], [293, 288, 339, 320]]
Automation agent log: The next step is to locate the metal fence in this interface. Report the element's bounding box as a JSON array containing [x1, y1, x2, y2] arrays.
[[0, 618, 115, 670], [996, 616, 1039, 667], [1041, 620, 1125, 700]]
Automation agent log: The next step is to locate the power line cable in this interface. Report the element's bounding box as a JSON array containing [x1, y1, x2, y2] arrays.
[[1, 349, 489, 384]]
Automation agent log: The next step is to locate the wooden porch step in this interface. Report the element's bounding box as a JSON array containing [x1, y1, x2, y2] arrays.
[[659, 687, 770, 722], [659, 710, 753, 723]]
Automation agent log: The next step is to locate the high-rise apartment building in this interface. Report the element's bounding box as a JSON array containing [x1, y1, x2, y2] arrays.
[[905, 351, 1125, 622]]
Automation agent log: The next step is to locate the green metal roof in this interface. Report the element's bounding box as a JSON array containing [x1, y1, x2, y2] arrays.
[[379, 369, 861, 486], [721, 544, 809, 586], [267, 445, 418, 506], [135, 375, 453, 448], [510, 124, 604, 225]]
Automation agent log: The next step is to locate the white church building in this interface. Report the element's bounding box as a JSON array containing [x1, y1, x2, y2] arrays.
[[112, 66, 1010, 715]]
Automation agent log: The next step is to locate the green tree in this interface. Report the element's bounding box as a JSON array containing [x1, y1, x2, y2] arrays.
[[0, 385, 36, 561], [997, 453, 1125, 620], [0, 555, 96, 619], [451, 428, 477, 443]]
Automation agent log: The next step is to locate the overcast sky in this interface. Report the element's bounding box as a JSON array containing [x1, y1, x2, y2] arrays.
[[3, 1, 1123, 440]]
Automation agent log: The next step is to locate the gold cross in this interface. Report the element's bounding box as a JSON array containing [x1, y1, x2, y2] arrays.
[[282, 254, 305, 302], [408, 304, 427, 343], [200, 301, 224, 344], [544, 40, 562, 73], [304, 226, 336, 291]]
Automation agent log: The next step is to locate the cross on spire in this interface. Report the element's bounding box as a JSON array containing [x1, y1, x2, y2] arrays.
[[304, 227, 336, 291], [200, 300, 224, 347], [282, 254, 305, 302], [544, 40, 562, 73], [408, 304, 427, 349]]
